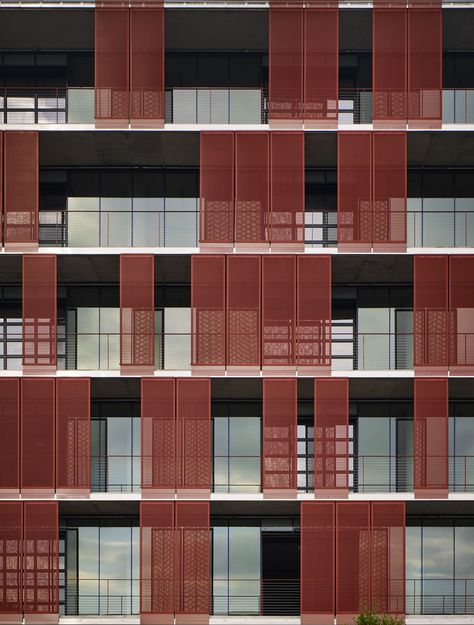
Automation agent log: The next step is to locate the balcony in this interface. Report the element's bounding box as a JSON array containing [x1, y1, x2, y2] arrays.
[[407, 579, 474, 615]]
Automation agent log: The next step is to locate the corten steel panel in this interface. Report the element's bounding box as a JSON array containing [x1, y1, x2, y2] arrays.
[[297, 256, 332, 374], [23, 502, 59, 624], [130, 7, 164, 128], [22, 255, 57, 374], [304, 8, 338, 129], [21, 379, 56, 498], [414, 378, 448, 498], [373, 9, 407, 127], [234, 132, 270, 250], [0, 502, 22, 624], [372, 132, 407, 252], [269, 7, 303, 127], [314, 379, 349, 498], [3, 132, 38, 251], [175, 501, 210, 625], [95, 8, 130, 127], [449, 256, 474, 375], [140, 502, 174, 625], [0, 379, 20, 498], [55, 378, 90, 498], [199, 133, 234, 252], [176, 379, 211, 498], [270, 132, 305, 250], [191, 255, 226, 374], [336, 502, 371, 624], [371, 502, 406, 619], [300, 502, 335, 625], [414, 255, 449, 375], [262, 378, 297, 498], [120, 255, 155, 374], [338, 132, 372, 252], [262, 255, 296, 374], [226, 255, 261, 373], [408, 8, 442, 128], [141, 378, 176, 498]]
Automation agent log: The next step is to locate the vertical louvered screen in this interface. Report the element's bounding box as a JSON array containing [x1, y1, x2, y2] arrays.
[[141, 378, 176, 498], [120, 254, 155, 374], [199, 132, 234, 252], [314, 378, 349, 498], [56, 378, 90, 498], [262, 378, 297, 498], [3, 131, 38, 251], [0, 379, 20, 497], [449, 255, 474, 375], [226, 255, 261, 373], [262, 255, 296, 374], [176, 379, 211, 497], [300, 502, 335, 625], [414, 378, 448, 498], [22, 255, 57, 373], [414, 255, 449, 375], [140, 502, 174, 625], [297, 255, 332, 374], [0, 502, 22, 624]]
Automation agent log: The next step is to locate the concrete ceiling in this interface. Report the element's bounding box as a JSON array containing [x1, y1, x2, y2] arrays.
[[408, 500, 474, 517], [408, 132, 474, 168], [333, 255, 413, 284]]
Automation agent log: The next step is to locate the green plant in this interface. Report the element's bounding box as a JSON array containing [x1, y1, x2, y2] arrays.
[[353, 612, 404, 625]]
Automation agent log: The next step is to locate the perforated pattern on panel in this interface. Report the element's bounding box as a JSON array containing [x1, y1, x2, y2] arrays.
[[0, 502, 22, 622], [0, 380, 20, 496], [449, 256, 474, 375]]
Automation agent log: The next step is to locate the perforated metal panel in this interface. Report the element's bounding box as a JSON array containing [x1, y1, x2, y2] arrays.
[[449, 255, 474, 375], [0, 379, 20, 497], [0, 502, 22, 624]]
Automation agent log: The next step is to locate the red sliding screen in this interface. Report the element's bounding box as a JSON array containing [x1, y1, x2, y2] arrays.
[[22, 255, 57, 373], [414, 378, 448, 498], [141, 378, 176, 498], [262, 378, 297, 498], [314, 378, 349, 498], [414, 255, 449, 375], [226, 255, 261, 373], [56, 378, 90, 498], [297, 255, 331, 374], [200, 132, 234, 251], [0, 502, 22, 624], [120, 254, 155, 374], [449, 255, 474, 375], [3, 131, 38, 251], [300, 502, 335, 625], [140, 502, 174, 625], [0, 379, 20, 497]]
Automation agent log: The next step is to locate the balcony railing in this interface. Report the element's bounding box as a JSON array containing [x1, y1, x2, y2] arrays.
[[406, 579, 474, 615], [212, 578, 300, 616], [63, 579, 139, 617], [91, 454, 140, 494], [213, 455, 261, 494]]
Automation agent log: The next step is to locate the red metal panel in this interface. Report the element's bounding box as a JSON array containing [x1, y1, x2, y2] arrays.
[[408, 8, 442, 128], [141, 378, 176, 498], [373, 8, 407, 127], [95, 7, 129, 127], [23, 502, 58, 624], [314, 379, 349, 498], [300, 502, 335, 625], [130, 7, 164, 128], [176, 379, 211, 497], [262, 255, 296, 374], [3, 131, 38, 251], [371, 502, 406, 618], [175, 501, 210, 624], [372, 132, 407, 252], [297, 256, 331, 374], [199, 132, 234, 252], [449, 255, 474, 375], [0, 502, 22, 624], [22, 255, 57, 373], [56, 378, 90, 498], [0, 379, 20, 497], [414, 255, 449, 375], [140, 502, 174, 625], [120, 254, 155, 374], [234, 132, 270, 249], [262, 378, 297, 498], [226, 255, 261, 373], [21, 379, 56, 498], [336, 502, 371, 624], [270, 132, 305, 250], [414, 378, 448, 498], [304, 8, 338, 128], [191, 255, 226, 374]]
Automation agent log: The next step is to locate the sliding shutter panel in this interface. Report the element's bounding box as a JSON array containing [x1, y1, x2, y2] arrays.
[[0, 502, 22, 624], [449, 255, 474, 375], [0, 379, 20, 497]]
